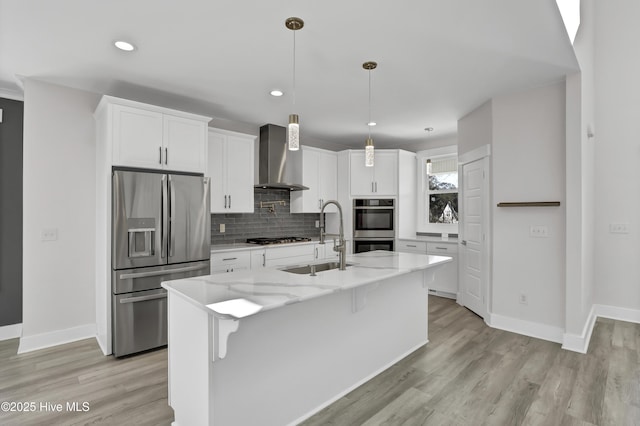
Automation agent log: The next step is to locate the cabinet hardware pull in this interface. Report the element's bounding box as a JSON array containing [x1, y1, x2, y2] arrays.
[[375, 182, 378, 192], [435, 247, 447, 250], [262, 253, 266, 267], [222, 257, 237, 261], [159, 146, 162, 164], [165, 148, 168, 165], [371, 182, 374, 193], [224, 195, 227, 208], [407, 244, 417, 247], [229, 194, 231, 209], [461, 240, 467, 246], [315, 247, 319, 258]]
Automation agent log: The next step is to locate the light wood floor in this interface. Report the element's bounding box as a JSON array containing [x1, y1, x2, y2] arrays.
[[1, 297, 638, 425]]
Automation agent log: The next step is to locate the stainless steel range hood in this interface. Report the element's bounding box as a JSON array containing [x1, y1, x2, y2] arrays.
[[255, 124, 308, 191]]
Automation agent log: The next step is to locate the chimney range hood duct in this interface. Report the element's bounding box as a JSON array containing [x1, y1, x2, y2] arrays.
[[255, 124, 308, 191]]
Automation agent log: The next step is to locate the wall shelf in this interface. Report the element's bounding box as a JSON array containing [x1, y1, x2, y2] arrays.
[[496, 201, 561, 207]]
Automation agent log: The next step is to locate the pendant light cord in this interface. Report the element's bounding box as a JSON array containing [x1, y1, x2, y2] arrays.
[[368, 69, 372, 139], [292, 29, 296, 108]]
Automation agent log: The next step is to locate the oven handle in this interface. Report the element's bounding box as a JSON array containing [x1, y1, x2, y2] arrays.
[[119, 264, 208, 280], [119, 292, 167, 304], [353, 206, 394, 210]]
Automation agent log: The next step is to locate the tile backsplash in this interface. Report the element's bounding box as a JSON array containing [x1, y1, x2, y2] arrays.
[[211, 188, 321, 245]]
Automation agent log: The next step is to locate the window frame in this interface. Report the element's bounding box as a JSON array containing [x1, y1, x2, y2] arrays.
[[416, 146, 459, 235]]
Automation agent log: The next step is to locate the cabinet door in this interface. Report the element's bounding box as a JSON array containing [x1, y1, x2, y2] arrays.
[[251, 250, 266, 269], [349, 151, 374, 196], [208, 132, 227, 212], [427, 243, 458, 295], [163, 115, 207, 173], [372, 151, 398, 195], [225, 135, 255, 213], [302, 148, 321, 212], [112, 105, 164, 168], [319, 152, 338, 212]]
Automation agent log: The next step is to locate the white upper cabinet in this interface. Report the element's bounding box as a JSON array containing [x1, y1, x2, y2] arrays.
[[96, 96, 210, 173], [291, 146, 338, 213], [207, 128, 255, 213], [349, 150, 398, 196]]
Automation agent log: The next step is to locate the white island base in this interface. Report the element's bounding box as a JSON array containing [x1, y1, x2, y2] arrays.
[[164, 252, 449, 426]]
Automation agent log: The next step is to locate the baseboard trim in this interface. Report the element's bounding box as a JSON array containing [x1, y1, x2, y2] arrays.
[[0, 323, 22, 341], [562, 305, 597, 353], [486, 313, 564, 344], [595, 304, 640, 323], [17, 323, 96, 354]]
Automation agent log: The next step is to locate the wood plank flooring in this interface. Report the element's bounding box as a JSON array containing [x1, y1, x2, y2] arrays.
[[1, 296, 638, 425]]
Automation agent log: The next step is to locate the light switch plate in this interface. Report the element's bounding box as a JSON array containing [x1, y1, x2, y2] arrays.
[[609, 223, 629, 234], [529, 225, 548, 238]]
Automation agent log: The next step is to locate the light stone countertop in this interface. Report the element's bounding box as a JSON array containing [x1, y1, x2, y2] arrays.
[[162, 250, 451, 320], [210, 239, 326, 253]]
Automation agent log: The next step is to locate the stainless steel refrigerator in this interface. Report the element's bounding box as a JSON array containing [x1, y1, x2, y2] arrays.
[[112, 169, 211, 357]]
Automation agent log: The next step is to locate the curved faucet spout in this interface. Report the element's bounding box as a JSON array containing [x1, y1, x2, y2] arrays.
[[319, 200, 346, 270]]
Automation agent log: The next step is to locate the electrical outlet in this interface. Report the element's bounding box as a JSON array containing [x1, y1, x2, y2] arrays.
[[315, 220, 320, 228], [41, 228, 58, 241], [519, 293, 528, 305], [609, 223, 629, 234], [219, 224, 225, 233], [529, 225, 548, 238]]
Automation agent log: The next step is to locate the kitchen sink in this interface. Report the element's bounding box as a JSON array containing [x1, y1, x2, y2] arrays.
[[281, 261, 353, 275]]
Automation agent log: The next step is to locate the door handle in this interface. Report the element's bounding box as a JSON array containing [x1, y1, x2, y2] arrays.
[[120, 292, 167, 304], [169, 176, 176, 257], [161, 175, 168, 259], [119, 263, 209, 280]]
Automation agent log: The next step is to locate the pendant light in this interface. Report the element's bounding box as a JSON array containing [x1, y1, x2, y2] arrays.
[[286, 17, 304, 151], [363, 61, 377, 167]]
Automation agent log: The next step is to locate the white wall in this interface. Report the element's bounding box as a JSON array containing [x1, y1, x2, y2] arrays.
[[563, 0, 596, 346], [20, 79, 100, 352], [593, 0, 640, 311], [458, 101, 492, 157], [491, 82, 567, 332]]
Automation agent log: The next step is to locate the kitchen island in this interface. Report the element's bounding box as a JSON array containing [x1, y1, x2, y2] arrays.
[[162, 250, 451, 426]]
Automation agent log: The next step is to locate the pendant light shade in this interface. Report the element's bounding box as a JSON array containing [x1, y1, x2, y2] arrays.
[[365, 137, 375, 167], [288, 114, 300, 151], [286, 17, 304, 151], [363, 61, 377, 167]]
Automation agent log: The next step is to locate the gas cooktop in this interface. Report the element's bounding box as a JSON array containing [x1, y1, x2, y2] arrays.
[[246, 237, 312, 245]]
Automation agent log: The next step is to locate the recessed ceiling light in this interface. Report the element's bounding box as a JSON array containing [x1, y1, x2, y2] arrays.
[[270, 90, 284, 97], [368, 121, 377, 126], [114, 40, 136, 52]]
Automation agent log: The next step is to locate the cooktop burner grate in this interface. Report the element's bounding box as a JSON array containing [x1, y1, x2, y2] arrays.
[[246, 237, 312, 245]]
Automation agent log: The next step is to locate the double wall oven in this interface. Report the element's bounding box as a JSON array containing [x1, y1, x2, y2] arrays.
[[353, 198, 395, 253]]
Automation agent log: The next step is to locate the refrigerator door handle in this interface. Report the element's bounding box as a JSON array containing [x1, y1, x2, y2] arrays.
[[119, 264, 209, 280], [161, 175, 168, 259], [169, 175, 176, 258], [119, 293, 167, 304]]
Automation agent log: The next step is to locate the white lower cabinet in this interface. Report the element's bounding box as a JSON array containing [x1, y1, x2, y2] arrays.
[[210, 250, 251, 274], [396, 239, 458, 298]]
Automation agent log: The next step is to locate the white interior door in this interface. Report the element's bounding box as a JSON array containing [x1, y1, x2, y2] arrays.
[[460, 158, 487, 318]]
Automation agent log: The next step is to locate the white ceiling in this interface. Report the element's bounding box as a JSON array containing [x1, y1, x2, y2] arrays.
[[0, 0, 579, 149]]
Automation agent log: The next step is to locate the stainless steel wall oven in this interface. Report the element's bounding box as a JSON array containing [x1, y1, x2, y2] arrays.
[[353, 198, 395, 253]]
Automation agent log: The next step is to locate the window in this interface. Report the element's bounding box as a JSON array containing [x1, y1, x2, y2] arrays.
[[426, 157, 458, 224], [416, 146, 458, 234]]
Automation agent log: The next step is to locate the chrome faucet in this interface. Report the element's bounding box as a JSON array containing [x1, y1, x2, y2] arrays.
[[319, 200, 347, 270]]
